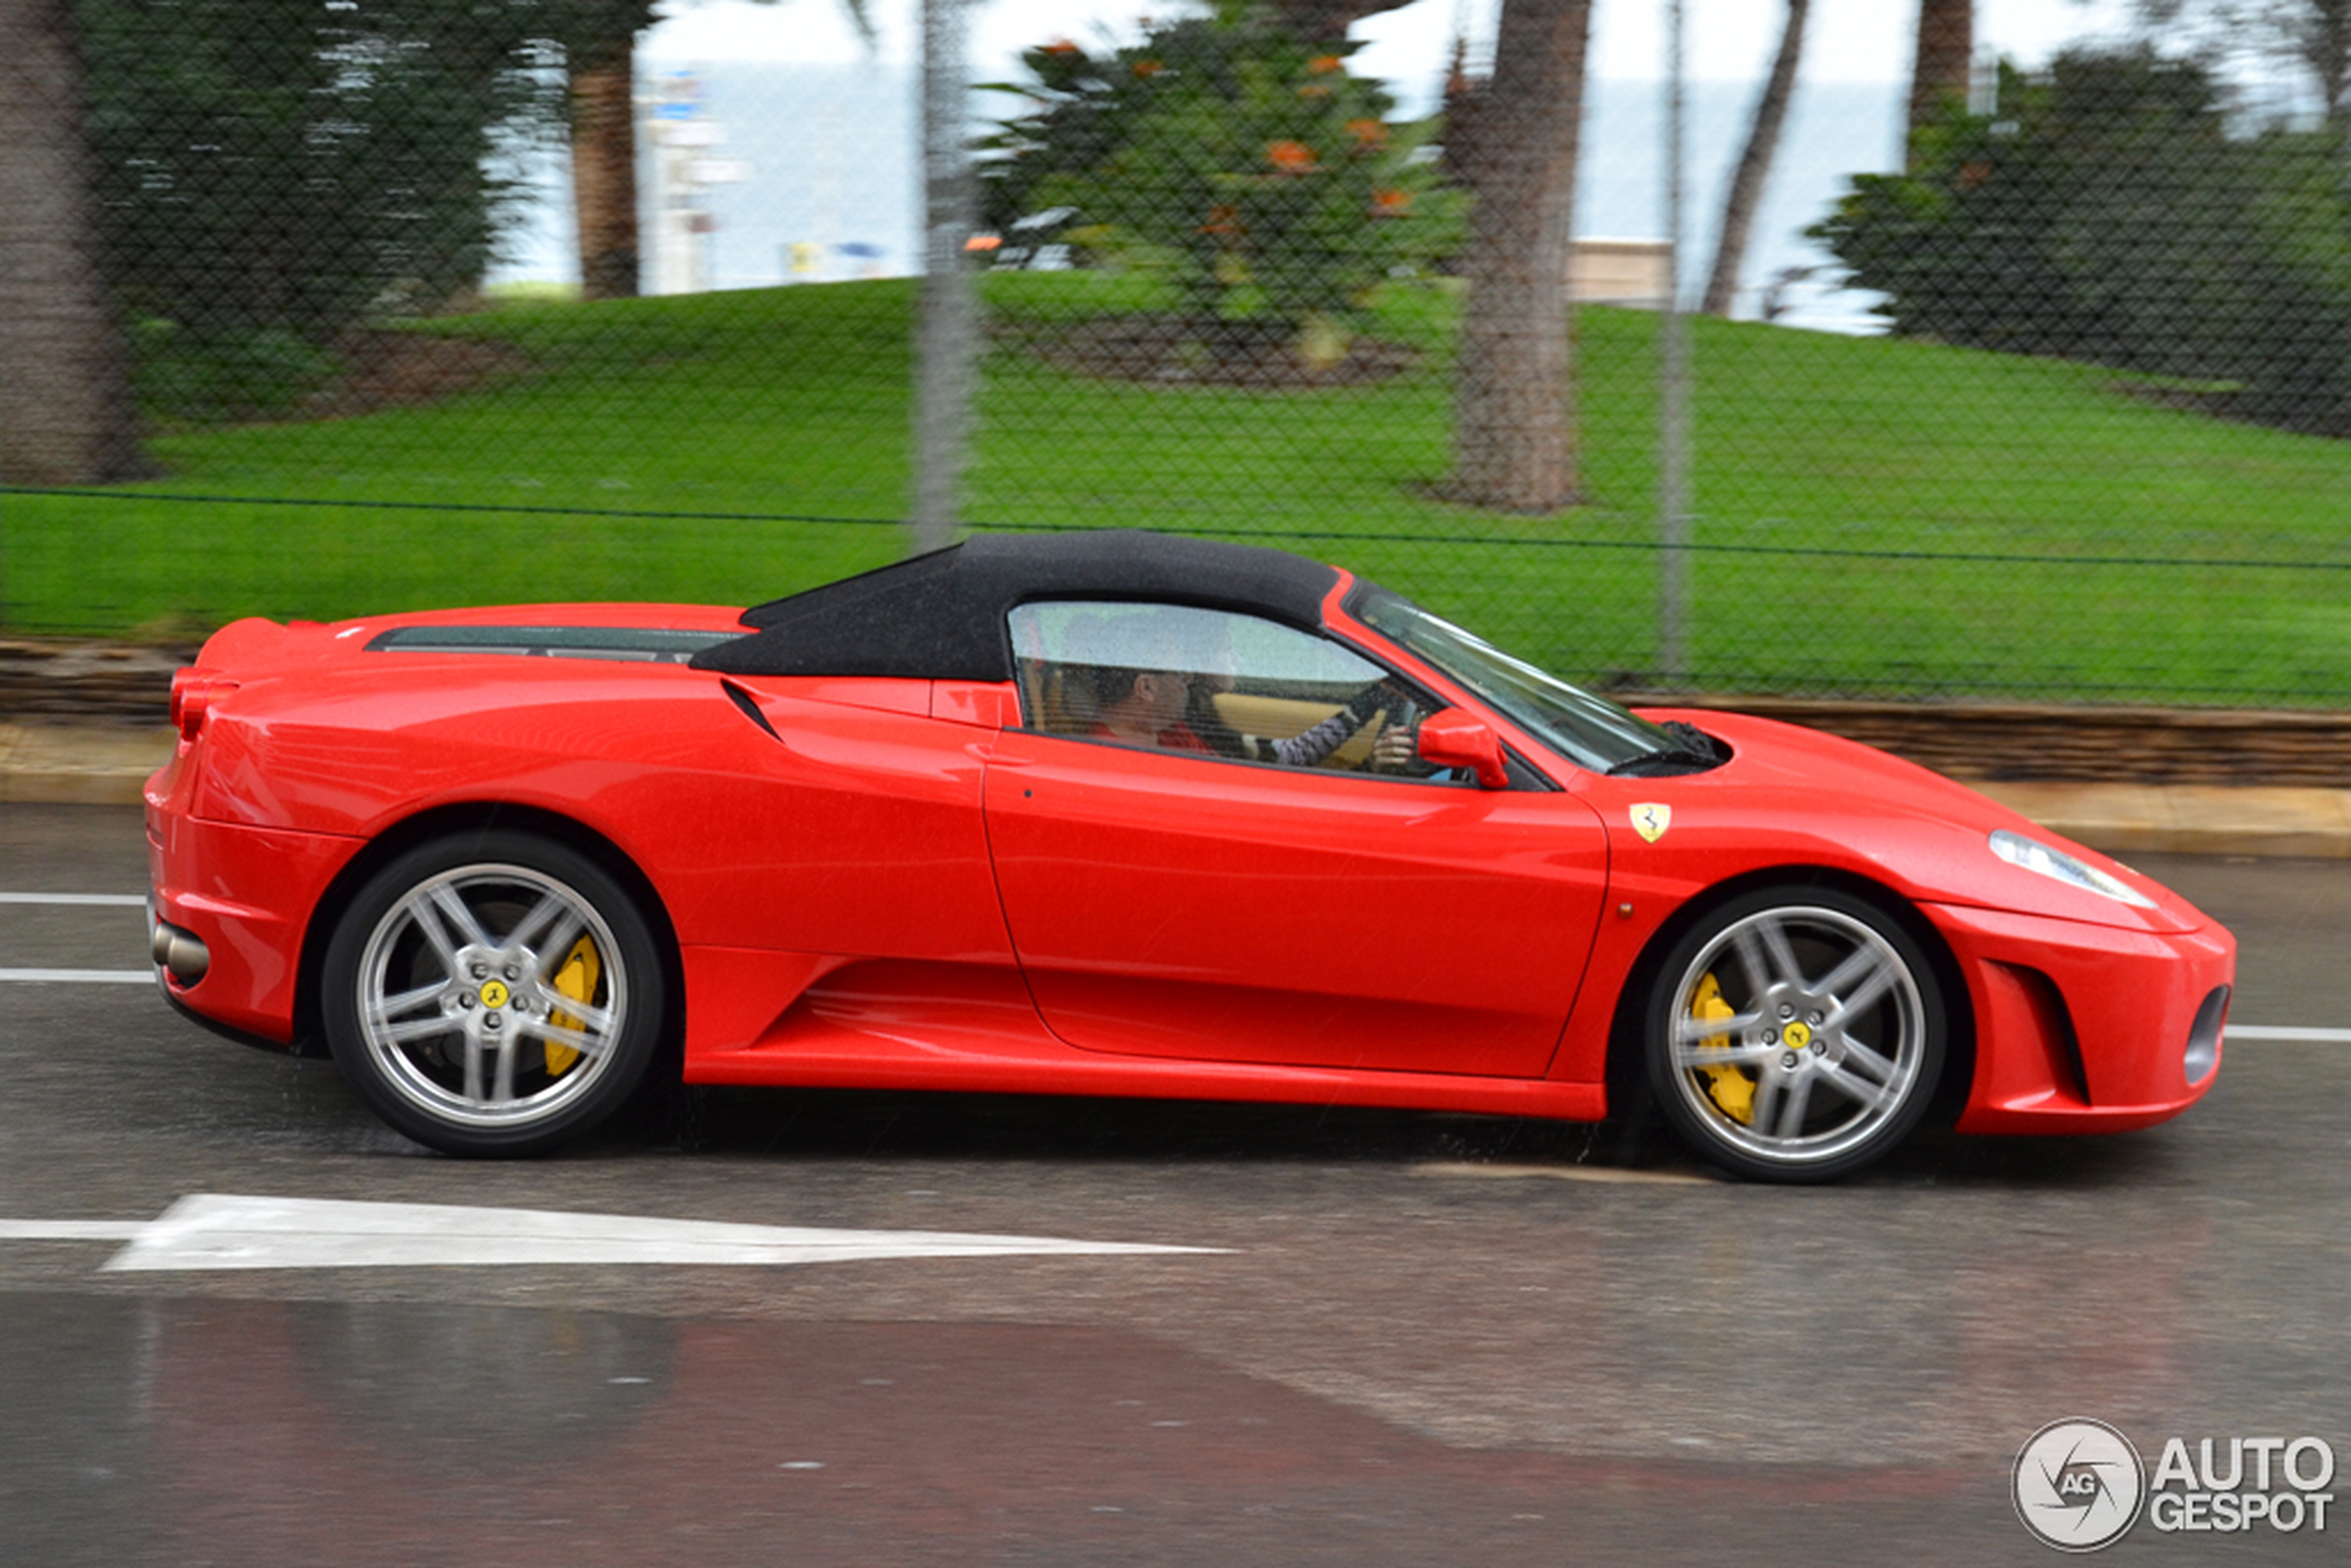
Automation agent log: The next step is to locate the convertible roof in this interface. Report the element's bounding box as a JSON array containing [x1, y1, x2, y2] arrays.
[[690, 530, 1339, 682]]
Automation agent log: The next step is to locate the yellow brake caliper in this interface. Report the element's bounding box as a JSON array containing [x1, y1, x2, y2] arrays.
[[543, 935, 600, 1077], [1691, 972, 1756, 1125]]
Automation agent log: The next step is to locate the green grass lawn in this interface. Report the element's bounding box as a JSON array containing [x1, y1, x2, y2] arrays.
[[6, 271, 2349, 703]]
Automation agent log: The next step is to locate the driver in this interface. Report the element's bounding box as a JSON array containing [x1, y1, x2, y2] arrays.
[[1080, 605, 1421, 770], [1089, 662, 1213, 752]]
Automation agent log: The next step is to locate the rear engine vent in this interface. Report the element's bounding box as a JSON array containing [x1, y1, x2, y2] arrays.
[[365, 626, 740, 663]]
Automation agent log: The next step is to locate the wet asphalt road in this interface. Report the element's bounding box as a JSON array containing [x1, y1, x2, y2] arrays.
[[1, 804, 2345, 1566]]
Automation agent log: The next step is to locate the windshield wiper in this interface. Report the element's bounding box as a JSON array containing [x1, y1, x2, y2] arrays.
[[1607, 720, 1726, 777]]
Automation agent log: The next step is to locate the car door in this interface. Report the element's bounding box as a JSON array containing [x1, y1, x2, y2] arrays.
[[982, 601, 1610, 1078]]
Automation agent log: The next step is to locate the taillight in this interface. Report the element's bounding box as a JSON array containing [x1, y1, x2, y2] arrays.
[[169, 668, 239, 742]]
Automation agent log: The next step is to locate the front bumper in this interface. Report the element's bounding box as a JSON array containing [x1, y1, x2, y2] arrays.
[[1933, 902, 2236, 1135]]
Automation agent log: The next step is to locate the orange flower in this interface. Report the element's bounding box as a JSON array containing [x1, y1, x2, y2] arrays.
[[1345, 117, 1387, 149], [1308, 53, 1344, 75], [1200, 204, 1243, 238], [1041, 37, 1079, 55], [1132, 57, 1163, 77], [1265, 139, 1318, 173], [1370, 187, 1412, 217], [1298, 83, 1331, 99]]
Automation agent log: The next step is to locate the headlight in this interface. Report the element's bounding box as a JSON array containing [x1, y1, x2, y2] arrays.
[[1989, 829, 2155, 908]]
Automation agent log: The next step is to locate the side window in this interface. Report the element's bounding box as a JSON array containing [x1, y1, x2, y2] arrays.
[[1008, 601, 1441, 776]]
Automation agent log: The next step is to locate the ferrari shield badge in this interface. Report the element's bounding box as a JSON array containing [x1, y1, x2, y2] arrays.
[[1630, 803, 1672, 843]]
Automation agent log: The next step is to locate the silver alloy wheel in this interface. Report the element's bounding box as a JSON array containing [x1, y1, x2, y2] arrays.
[[1661, 902, 1930, 1172], [352, 862, 629, 1132]]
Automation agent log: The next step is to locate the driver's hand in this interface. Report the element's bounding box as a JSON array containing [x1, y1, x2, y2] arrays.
[[1371, 722, 1417, 768]]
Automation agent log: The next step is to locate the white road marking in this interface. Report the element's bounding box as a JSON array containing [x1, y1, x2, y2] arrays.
[[0, 1220, 148, 1240], [0, 968, 153, 984], [2226, 1026, 2351, 1042], [0, 892, 148, 906], [1412, 1161, 1716, 1187], [0, 893, 155, 983], [0, 1193, 1225, 1273]]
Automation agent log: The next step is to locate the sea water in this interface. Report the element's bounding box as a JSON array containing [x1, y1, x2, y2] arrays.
[[491, 66, 1901, 331]]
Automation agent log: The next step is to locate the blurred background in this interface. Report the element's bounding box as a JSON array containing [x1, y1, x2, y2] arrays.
[[6, 0, 2350, 705]]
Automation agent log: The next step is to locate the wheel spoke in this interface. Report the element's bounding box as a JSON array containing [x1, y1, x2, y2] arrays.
[[1672, 1037, 1779, 1071], [1728, 927, 1772, 994], [373, 1014, 461, 1046], [404, 894, 462, 969], [519, 1014, 612, 1061], [491, 1035, 517, 1102], [429, 885, 492, 952], [531, 912, 587, 975], [1817, 1059, 1896, 1113], [1734, 916, 1805, 993], [369, 979, 451, 1026], [1771, 1074, 1814, 1140], [504, 892, 571, 958], [1838, 1037, 1901, 1088], [1748, 1068, 1784, 1135], [1672, 1008, 1767, 1045], [461, 1035, 484, 1101], [1822, 952, 1901, 1024], [529, 979, 616, 1035]]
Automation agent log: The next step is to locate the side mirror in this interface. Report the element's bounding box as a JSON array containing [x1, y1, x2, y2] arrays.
[[1414, 707, 1510, 789]]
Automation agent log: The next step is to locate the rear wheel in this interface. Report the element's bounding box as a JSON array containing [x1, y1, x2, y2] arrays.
[[1645, 887, 1945, 1182], [322, 831, 664, 1157]]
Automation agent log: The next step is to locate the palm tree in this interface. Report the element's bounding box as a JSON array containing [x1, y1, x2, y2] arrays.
[[563, 0, 872, 301], [1908, 0, 1972, 168], [562, 0, 659, 301], [1442, 0, 1594, 513], [1703, 0, 1810, 317], [0, 0, 145, 485]]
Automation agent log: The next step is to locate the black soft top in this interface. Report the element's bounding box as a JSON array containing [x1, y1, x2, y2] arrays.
[[690, 530, 1340, 681]]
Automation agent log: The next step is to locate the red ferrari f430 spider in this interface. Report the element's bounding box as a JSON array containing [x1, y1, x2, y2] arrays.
[[146, 531, 2233, 1180]]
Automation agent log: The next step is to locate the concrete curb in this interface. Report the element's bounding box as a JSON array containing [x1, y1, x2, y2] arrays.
[[1976, 782, 2351, 860], [0, 724, 178, 807], [7, 721, 2349, 858]]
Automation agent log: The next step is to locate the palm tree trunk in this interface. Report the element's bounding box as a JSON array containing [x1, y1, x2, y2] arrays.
[[1906, 0, 1972, 168], [1702, 0, 1810, 317], [570, 39, 641, 301], [2295, 0, 2351, 127], [1443, 0, 1593, 514], [0, 0, 146, 484]]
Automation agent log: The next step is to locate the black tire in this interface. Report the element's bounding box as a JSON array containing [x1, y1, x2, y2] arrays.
[[1644, 885, 1945, 1182], [321, 830, 665, 1157]]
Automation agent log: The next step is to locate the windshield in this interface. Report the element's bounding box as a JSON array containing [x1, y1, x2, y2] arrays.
[[1350, 586, 1677, 773]]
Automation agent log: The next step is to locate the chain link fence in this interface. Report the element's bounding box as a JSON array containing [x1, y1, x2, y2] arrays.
[[6, 0, 2351, 707]]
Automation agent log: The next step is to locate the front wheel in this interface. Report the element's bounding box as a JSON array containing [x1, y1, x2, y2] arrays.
[[322, 831, 665, 1157], [1644, 887, 1945, 1182]]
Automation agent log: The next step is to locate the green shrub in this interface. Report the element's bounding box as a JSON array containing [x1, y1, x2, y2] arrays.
[[979, 1, 1461, 342], [131, 319, 341, 425], [1811, 47, 2351, 432]]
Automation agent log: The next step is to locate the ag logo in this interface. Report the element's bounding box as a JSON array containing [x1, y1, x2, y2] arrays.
[[2013, 1418, 2146, 1552], [1629, 803, 1672, 843]]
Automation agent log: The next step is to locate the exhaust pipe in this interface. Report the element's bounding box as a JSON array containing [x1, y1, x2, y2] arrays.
[[151, 920, 210, 986]]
